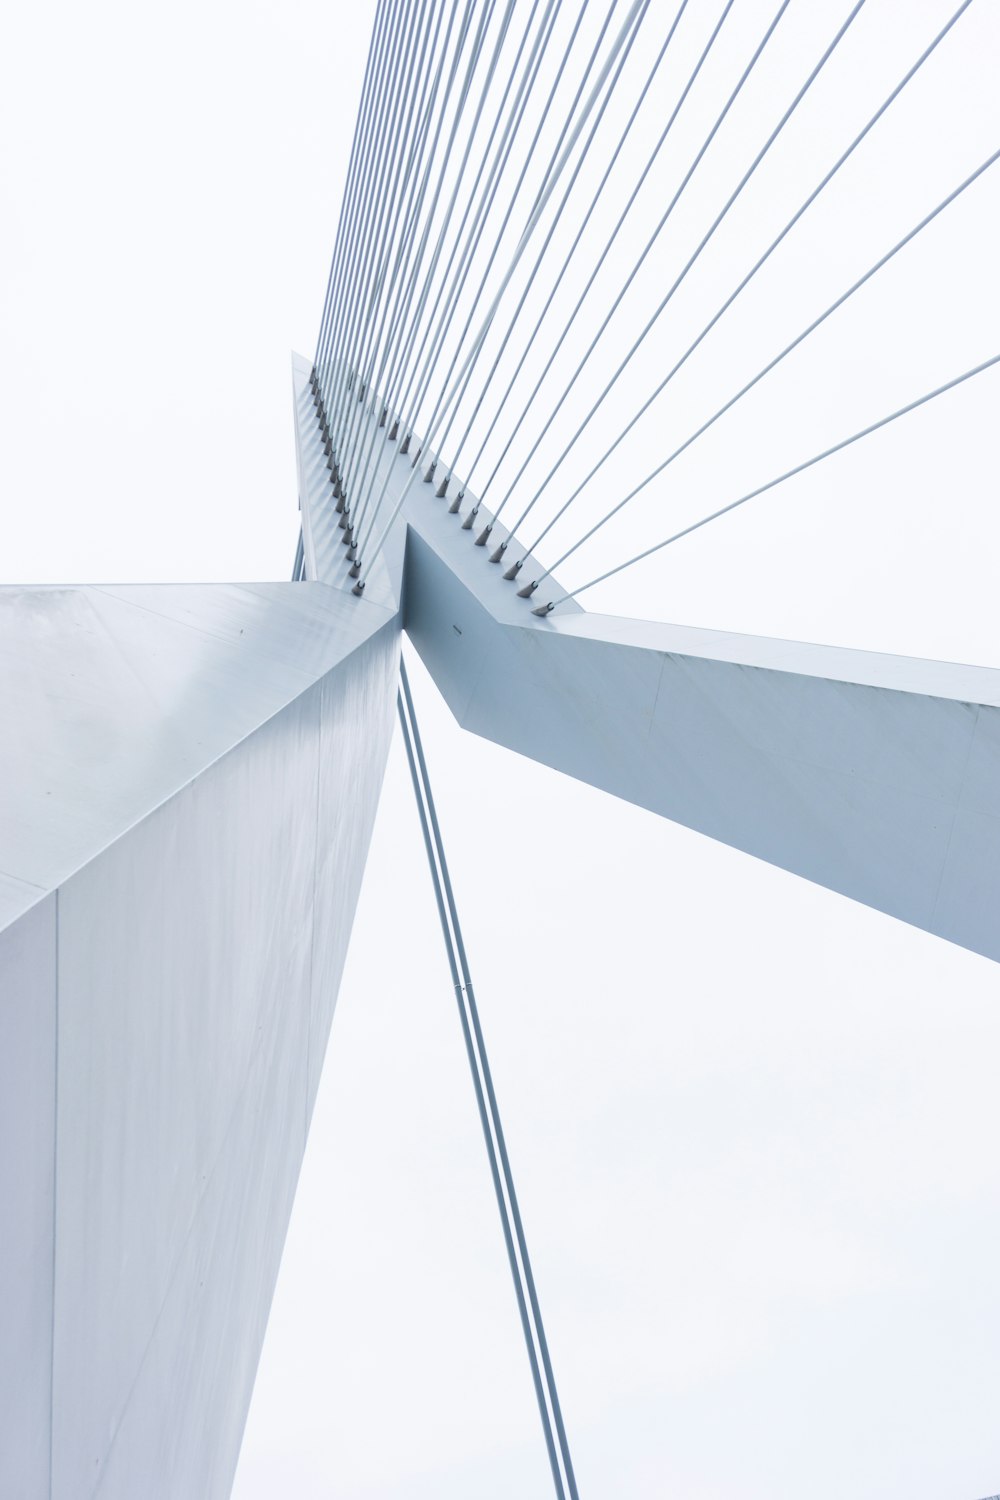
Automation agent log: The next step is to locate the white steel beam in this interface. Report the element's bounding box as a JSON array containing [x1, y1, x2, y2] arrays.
[[295, 364, 1000, 966]]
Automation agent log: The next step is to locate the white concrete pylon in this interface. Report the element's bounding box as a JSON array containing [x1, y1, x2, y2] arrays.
[[0, 581, 400, 1499]]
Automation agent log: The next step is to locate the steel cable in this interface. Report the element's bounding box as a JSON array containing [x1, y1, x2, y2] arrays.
[[336, 0, 465, 506], [535, 353, 1000, 611], [397, 660, 579, 1499], [319, 0, 414, 435], [494, 0, 814, 551], [458, 0, 692, 512], [525, 144, 1000, 587], [313, 0, 392, 376], [357, 0, 650, 583], [419, 0, 629, 482], [355, 0, 572, 543]]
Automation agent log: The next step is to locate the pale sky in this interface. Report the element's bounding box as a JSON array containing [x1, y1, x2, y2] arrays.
[[2, 1, 998, 1496]]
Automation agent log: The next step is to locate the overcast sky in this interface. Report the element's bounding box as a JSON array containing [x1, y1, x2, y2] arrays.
[[2, 0, 999, 1496]]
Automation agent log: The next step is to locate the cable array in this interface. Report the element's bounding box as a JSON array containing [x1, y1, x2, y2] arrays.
[[312, 0, 995, 609]]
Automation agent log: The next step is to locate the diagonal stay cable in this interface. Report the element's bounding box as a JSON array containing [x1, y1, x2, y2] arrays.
[[355, 0, 650, 587], [386, 0, 549, 447], [460, 0, 692, 515], [350, 0, 560, 550], [327, 0, 432, 451], [353, 0, 552, 529], [441, 0, 651, 502], [345, 0, 482, 455], [313, 0, 391, 376], [336, 0, 464, 507], [316, 0, 404, 435], [469, 0, 733, 530], [348, 0, 532, 556], [375, 0, 516, 444], [320, 0, 461, 411], [345, 0, 523, 534], [397, 659, 579, 1500], [319, 0, 413, 431], [496, 0, 863, 557], [474, 0, 781, 541], [329, 0, 438, 459], [511, 0, 978, 577], [531, 353, 1000, 612], [323, 0, 424, 455], [521, 144, 1000, 587], [425, 0, 633, 488], [356, 0, 573, 543], [314, 0, 396, 375], [338, 0, 471, 545], [388, 0, 593, 501]]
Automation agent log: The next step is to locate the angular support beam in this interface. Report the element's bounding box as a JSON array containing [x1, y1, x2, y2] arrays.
[[403, 524, 1000, 965], [297, 358, 1000, 964]]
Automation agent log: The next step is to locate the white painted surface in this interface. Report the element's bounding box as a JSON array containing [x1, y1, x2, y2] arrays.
[[0, 584, 400, 1498], [0, 896, 56, 1500], [0, 582, 396, 927], [296, 386, 1000, 964]]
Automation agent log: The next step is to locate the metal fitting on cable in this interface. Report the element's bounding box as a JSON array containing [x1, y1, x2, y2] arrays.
[[351, 579, 365, 596], [448, 490, 465, 514], [400, 433, 410, 454], [341, 525, 354, 546], [338, 510, 350, 530], [424, 462, 436, 484], [460, 505, 478, 530], [379, 407, 388, 428], [503, 559, 522, 580], [349, 560, 362, 578], [436, 477, 449, 498], [531, 601, 554, 616], [517, 578, 538, 598], [489, 541, 507, 563], [474, 524, 492, 547], [388, 420, 399, 441]]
